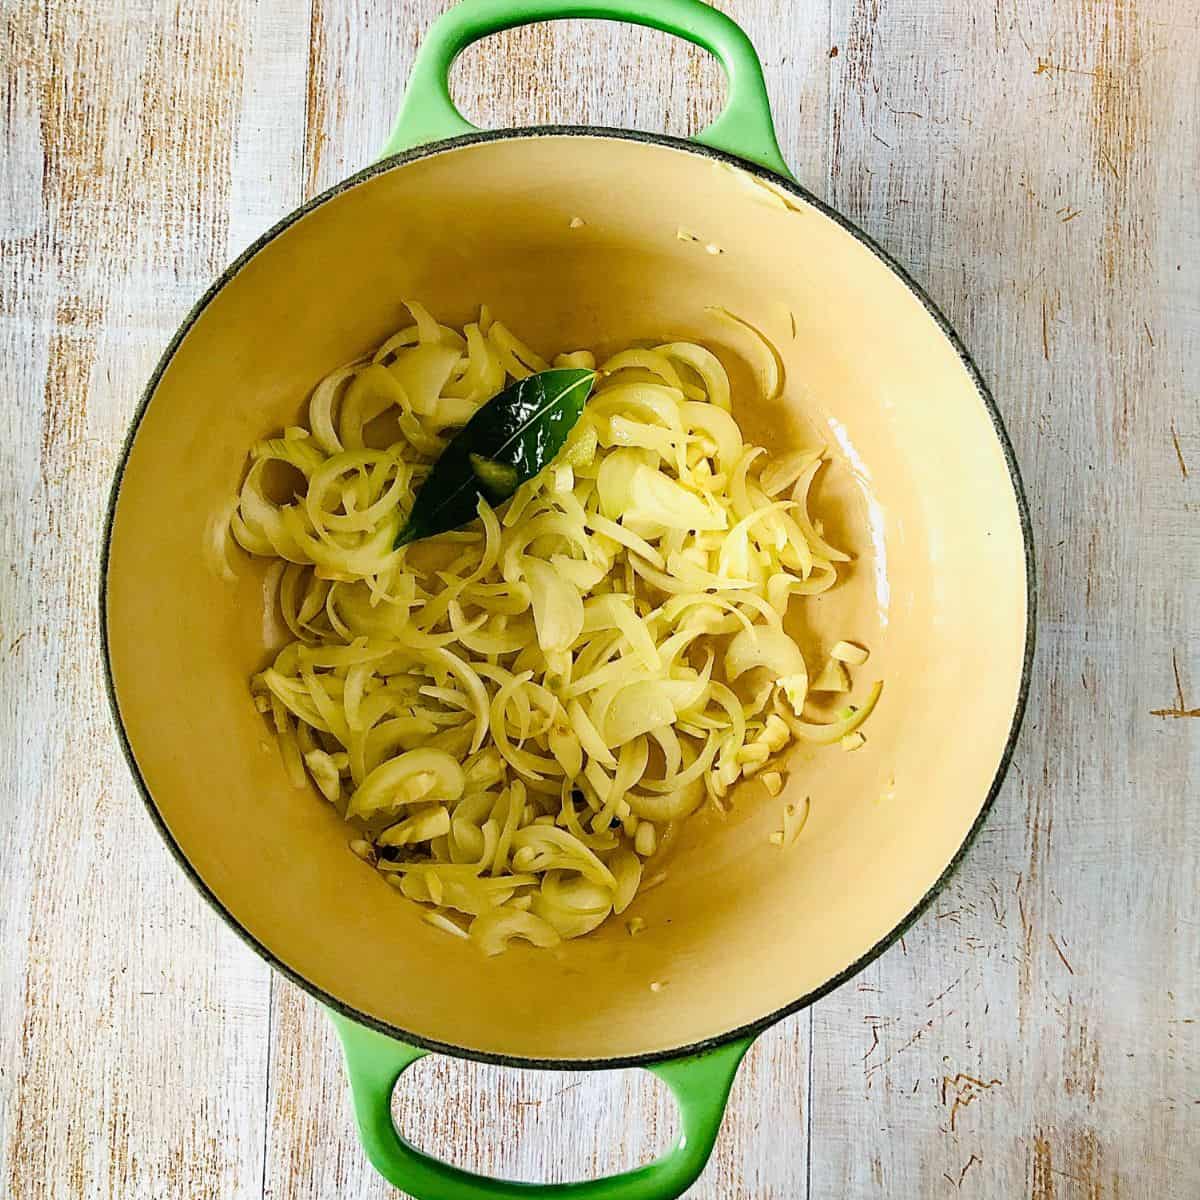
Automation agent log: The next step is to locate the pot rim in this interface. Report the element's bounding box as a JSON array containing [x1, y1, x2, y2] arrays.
[[100, 125, 1036, 1072]]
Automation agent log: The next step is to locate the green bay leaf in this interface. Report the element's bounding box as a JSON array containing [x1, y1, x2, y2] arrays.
[[395, 367, 596, 548]]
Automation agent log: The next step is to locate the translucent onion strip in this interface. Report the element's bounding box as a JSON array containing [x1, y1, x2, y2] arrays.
[[234, 304, 881, 953]]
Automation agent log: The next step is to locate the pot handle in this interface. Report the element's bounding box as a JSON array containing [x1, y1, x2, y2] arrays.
[[380, 0, 792, 178], [330, 1009, 753, 1200]]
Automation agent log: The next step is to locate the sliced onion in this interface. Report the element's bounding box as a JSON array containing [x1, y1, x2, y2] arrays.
[[760, 449, 821, 497], [387, 343, 461, 416], [236, 312, 880, 952], [348, 749, 465, 818], [629, 465, 726, 531], [523, 556, 585, 654], [775, 680, 884, 744], [627, 775, 704, 822], [604, 681, 676, 748], [657, 342, 732, 410], [470, 908, 561, 955], [377, 805, 451, 847], [609, 849, 643, 914], [725, 625, 808, 681], [596, 447, 657, 519], [531, 873, 612, 938]]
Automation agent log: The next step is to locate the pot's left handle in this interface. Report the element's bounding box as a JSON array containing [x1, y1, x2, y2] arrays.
[[380, 0, 791, 178], [330, 1010, 753, 1200]]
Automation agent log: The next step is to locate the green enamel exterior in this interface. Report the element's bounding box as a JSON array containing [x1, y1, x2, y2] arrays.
[[335, 1, 783, 1193], [379, 0, 793, 179], [332, 1009, 753, 1199]]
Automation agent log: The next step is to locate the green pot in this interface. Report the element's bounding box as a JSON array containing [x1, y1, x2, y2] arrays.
[[102, 1, 1034, 1196]]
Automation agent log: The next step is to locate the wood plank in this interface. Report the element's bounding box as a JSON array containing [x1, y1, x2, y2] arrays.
[[809, 0, 1200, 1196], [0, 1, 308, 1195]]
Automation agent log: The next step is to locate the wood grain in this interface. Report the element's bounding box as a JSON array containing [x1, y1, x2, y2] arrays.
[[1, 3, 274, 1198], [1, 0, 1196, 1197], [810, 2, 1200, 1197]]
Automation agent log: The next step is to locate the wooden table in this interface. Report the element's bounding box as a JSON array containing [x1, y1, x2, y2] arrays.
[[2, 1, 1196, 1195]]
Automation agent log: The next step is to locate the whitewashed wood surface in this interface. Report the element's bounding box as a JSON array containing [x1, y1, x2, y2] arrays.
[[1, 0, 1197, 1196]]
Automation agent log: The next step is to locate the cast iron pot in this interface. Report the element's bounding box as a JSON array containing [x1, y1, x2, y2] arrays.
[[102, 1, 1034, 1196]]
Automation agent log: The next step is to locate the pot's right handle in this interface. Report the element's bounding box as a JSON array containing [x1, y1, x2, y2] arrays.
[[331, 1010, 753, 1200], [381, 0, 792, 179]]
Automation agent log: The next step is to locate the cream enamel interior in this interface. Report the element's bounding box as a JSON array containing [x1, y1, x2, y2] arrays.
[[105, 135, 1028, 1062]]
